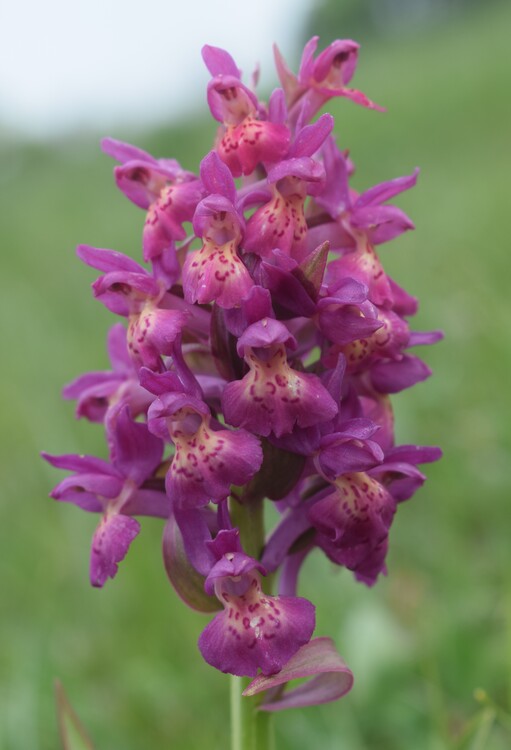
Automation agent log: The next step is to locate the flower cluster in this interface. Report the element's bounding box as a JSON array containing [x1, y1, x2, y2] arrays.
[[43, 38, 441, 709]]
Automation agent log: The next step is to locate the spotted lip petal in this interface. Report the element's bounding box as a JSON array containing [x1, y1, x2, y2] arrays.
[[309, 472, 396, 550], [148, 393, 263, 509], [223, 331, 338, 437], [198, 565, 315, 677], [309, 472, 396, 584], [182, 237, 254, 309], [127, 306, 188, 371]]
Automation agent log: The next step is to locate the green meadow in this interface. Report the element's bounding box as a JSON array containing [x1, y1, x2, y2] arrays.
[[1, 2, 510, 747]]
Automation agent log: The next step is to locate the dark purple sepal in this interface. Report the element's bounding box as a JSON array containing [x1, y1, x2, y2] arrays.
[[243, 637, 353, 710], [317, 292, 382, 347], [388, 276, 418, 316], [207, 527, 243, 558], [76, 244, 145, 275], [48, 472, 123, 506], [317, 421, 384, 479], [108, 404, 163, 486], [370, 354, 432, 393], [315, 136, 350, 217], [385, 444, 443, 465], [90, 514, 140, 587], [122, 488, 170, 519], [356, 168, 420, 208], [290, 113, 334, 158], [200, 150, 237, 203], [350, 204, 415, 245], [42, 451, 115, 476], [236, 318, 296, 357], [261, 254, 317, 318], [210, 305, 245, 382], [408, 330, 444, 347], [172, 507, 219, 576], [223, 286, 274, 338], [138, 368, 188, 397]]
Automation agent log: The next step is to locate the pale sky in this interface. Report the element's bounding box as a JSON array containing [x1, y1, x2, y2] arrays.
[[0, 0, 311, 137]]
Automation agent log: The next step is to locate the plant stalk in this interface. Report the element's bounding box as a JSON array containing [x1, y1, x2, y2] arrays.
[[230, 676, 274, 750]]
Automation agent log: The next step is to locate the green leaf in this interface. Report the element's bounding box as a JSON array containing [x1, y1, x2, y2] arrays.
[[55, 680, 95, 750]]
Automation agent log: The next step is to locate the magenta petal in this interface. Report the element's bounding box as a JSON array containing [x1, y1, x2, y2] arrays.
[[101, 137, 157, 166], [51, 473, 123, 502], [76, 244, 145, 274], [408, 330, 444, 346], [385, 444, 442, 465], [312, 39, 359, 86], [127, 307, 188, 369], [291, 113, 334, 158], [318, 437, 383, 479], [41, 451, 115, 477], [371, 354, 432, 393], [198, 583, 315, 677], [201, 44, 241, 78], [167, 425, 263, 509], [316, 136, 351, 217], [243, 637, 353, 710], [236, 318, 296, 356], [223, 366, 337, 438], [122, 489, 170, 518], [387, 276, 418, 316], [106, 323, 132, 372], [350, 205, 415, 242], [90, 514, 140, 587], [268, 87, 287, 124], [200, 150, 237, 203], [356, 168, 420, 208], [110, 405, 163, 486]]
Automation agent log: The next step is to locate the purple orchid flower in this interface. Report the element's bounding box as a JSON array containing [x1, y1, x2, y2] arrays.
[[274, 37, 384, 128], [42, 405, 167, 587], [147, 391, 263, 509], [77, 244, 188, 371], [222, 318, 338, 438], [310, 443, 442, 585], [198, 531, 315, 677], [62, 323, 153, 423], [243, 114, 333, 263], [202, 45, 290, 177], [182, 153, 255, 309], [44, 36, 442, 714], [102, 137, 204, 262]]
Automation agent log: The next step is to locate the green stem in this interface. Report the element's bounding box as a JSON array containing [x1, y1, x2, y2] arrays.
[[230, 676, 274, 750], [228, 495, 265, 560], [228, 496, 274, 749]]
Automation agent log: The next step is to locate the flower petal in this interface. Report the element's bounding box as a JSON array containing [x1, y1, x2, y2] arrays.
[[243, 637, 353, 710], [90, 514, 140, 587]]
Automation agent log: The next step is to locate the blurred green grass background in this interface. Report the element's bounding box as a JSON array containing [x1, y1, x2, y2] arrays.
[[1, 1, 510, 748]]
